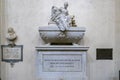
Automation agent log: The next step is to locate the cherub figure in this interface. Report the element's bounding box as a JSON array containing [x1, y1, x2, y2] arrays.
[[71, 15, 77, 27], [6, 27, 17, 47]]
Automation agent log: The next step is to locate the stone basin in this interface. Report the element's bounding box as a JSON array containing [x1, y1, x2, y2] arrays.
[[39, 26, 86, 44]]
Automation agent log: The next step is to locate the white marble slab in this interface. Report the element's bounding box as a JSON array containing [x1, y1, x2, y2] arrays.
[[36, 46, 89, 80]]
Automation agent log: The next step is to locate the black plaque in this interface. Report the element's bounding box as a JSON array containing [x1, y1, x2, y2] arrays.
[[96, 48, 113, 60], [119, 70, 120, 80], [1, 45, 23, 63]]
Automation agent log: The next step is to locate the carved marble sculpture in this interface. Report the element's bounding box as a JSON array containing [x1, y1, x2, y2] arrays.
[[6, 27, 17, 47], [39, 2, 85, 44], [48, 2, 76, 32]]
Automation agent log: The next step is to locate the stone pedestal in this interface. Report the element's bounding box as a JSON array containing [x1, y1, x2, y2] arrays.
[[36, 25, 89, 80], [36, 45, 89, 80]]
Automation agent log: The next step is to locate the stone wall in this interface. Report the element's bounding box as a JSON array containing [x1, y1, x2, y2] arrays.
[[115, 0, 120, 80], [0, 0, 118, 80]]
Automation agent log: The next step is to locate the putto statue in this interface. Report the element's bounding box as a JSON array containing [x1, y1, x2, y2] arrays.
[[6, 27, 17, 47], [48, 2, 77, 32]]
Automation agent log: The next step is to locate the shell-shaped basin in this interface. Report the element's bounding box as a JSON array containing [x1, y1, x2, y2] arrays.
[[39, 26, 86, 44]]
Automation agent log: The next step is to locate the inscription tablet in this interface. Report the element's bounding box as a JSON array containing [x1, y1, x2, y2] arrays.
[[1, 45, 23, 62], [42, 54, 82, 72]]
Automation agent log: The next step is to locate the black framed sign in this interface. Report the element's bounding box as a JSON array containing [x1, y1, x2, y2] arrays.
[[96, 48, 113, 60], [1, 45, 23, 63]]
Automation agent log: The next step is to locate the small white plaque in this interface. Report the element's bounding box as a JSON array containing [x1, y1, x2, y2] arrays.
[[1, 45, 23, 62], [42, 54, 82, 72]]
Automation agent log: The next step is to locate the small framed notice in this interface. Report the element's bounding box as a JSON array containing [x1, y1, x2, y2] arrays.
[[96, 48, 113, 60], [1, 45, 23, 62]]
